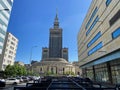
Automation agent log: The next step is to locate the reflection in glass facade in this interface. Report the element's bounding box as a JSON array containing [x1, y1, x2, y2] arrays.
[[111, 59, 120, 84], [95, 63, 109, 83], [82, 59, 120, 84], [86, 67, 94, 80]]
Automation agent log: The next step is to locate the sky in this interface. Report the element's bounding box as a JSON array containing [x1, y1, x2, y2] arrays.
[[7, 0, 92, 64]]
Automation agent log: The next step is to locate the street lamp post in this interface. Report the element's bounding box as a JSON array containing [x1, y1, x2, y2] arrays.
[[29, 46, 37, 65]]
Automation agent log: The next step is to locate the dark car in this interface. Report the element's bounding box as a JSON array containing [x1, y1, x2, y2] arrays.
[[0, 80, 5, 87]]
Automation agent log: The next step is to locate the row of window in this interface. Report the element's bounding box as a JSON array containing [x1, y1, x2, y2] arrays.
[[3, 59, 12, 64], [86, 0, 112, 55], [85, 7, 98, 30], [10, 46, 15, 50], [0, 0, 10, 15], [0, 18, 7, 27], [87, 31, 101, 48], [12, 37, 17, 42], [88, 27, 120, 55], [7, 0, 13, 6], [8, 55, 12, 59], [11, 41, 15, 46], [86, 16, 99, 36], [0, 27, 6, 35], [86, 0, 112, 36], [1, 11, 9, 21], [0, 37, 4, 43], [88, 42, 103, 55]]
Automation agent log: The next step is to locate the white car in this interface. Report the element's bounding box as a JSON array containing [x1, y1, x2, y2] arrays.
[[16, 77, 23, 82], [5, 78, 20, 85]]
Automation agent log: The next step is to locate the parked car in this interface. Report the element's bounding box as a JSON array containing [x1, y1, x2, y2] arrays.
[[22, 77, 29, 82], [0, 79, 5, 87], [5, 78, 20, 85], [16, 77, 23, 82], [32, 76, 40, 80]]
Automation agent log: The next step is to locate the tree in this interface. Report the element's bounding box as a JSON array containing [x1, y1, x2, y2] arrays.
[[4, 64, 27, 77]]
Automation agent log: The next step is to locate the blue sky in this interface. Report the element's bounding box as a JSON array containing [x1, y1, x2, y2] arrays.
[[7, 0, 92, 64]]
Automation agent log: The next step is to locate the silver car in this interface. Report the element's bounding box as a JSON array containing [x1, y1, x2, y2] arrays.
[[5, 78, 20, 85]]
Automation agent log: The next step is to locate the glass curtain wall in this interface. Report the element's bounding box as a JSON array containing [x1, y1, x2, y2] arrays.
[[110, 59, 120, 84], [86, 67, 94, 80], [94, 63, 109, 83]]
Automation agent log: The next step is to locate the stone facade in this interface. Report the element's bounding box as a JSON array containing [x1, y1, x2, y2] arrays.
[[42, 13, 68, 61], [32, 58, 76, 76], [77, 0, 120, 84]]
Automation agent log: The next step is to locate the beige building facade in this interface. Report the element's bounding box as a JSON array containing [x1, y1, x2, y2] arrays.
[[0, 32, 18, 70], [32, 58, 77, 76], [77, 0, 120, 84]]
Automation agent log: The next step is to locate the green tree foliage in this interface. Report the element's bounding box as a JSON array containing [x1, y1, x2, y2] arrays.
[[4, 64, 27, 77]]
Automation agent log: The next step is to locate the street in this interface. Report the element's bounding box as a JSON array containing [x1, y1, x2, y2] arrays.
[[0, 82, 28, 90]]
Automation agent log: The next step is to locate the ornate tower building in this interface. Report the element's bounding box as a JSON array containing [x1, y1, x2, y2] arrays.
[[31, 13, 81, 76], [42, 13, 68, 61], [49, 14, 62, 58]]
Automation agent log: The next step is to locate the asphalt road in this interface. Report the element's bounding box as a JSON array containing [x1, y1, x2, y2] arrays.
[[0, 82, 27, 90]]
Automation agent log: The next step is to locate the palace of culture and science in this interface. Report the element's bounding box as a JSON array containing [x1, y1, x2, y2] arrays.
[[42, 13, 68, 61], [31, 13, 80, 76]]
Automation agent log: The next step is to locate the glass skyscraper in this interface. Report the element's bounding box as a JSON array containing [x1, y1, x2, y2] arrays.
[[0, 0, 13, 70], [0, 0, 13, 54]]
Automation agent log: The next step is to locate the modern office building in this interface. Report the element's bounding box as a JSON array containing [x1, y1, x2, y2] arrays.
[[0, 0, 13, 54], [0, 32, 18, 70], [0, 0, 14, 70], [77, 0, 120, 84], [42, 14, 68, 61]]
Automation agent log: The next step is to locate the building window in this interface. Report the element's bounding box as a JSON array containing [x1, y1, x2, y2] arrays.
[[12, 37, 16, 41], [112, 27, 120, 39], [11, 41, 15, 45], [0, 45, 3, 49], [7, 0, 13, 6], [10, 46, 14, 50], [86, 16, 99, 36], [87, 31, 101, 48], [109, 10, 120, 26], [88, 42, 103, 55], [0, 37, 4, 43], [106, 0, 112, 6], [0, 28, 6, 36], [86, 7, 98, 30], [9, 50, 13, 55], [0, 19, 7, 27]]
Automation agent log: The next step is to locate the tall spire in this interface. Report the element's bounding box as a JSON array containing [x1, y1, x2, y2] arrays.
[[54, 9, 59, 29]]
